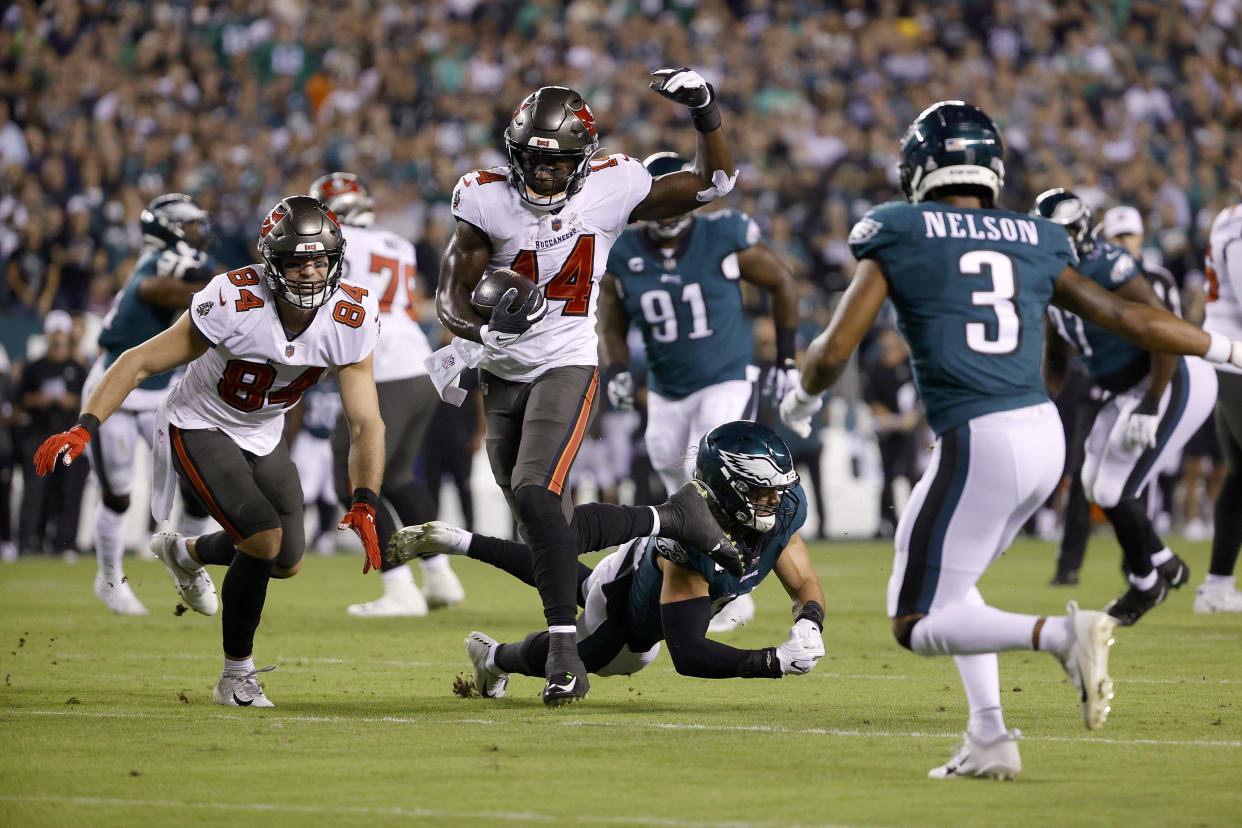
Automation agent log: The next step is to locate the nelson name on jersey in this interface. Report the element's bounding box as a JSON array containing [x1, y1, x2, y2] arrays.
[[917, 210, 1041, 245]]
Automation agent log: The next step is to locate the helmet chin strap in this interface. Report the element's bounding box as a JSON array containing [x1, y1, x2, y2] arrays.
[[648, 216, 692, 240]]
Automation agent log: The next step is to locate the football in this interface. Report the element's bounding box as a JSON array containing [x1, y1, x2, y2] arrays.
[[470, 268, 536, 320]]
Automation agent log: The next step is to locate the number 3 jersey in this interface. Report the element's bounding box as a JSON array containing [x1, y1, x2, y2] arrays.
[[167, 265, 379, 456], [849, 201, 1076, 435], [451, 154, 652, 382]]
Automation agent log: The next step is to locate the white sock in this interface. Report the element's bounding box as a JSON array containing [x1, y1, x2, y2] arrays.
[[94, 506, 126, 576], [648, 506, 661, 537], [382, 565, 416, 589], [419, 553, 452, 573], [172, 536, 198, 570], [1128, 570, 1158, 591], [910, 604, 1041, 656], [548, 625, 577, 636], [957, 653, 1007, 743], [180, 514, 211, 538], [224, 656, 255, 674], [484, 641, 499, 672], [1150, 547, 1173, 567], [1036, 615, 1071, 656], [1204, 574, 1236, 588]]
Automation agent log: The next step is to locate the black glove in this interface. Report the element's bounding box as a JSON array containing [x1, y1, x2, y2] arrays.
[[481, 287, 547, 350], [649, 67, 720, 132]]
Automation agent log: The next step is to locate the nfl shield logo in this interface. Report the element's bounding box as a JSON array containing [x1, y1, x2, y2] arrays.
[[285, 344, 295, 357], [551, 218, 562, 231]]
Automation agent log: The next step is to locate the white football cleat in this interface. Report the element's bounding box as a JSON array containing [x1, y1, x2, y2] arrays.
[[387, 521, 468, 564], [347, 576, 428, 617], [1194, 581, 1242, 614], [213, 665, 276, 707], [149, 532, 218, 615], [707, 592, 755, 634], [422, 564, 465, 609], [928, 730, 1022, 780], [1057, 600, 1116, 730], [465, 631, 509, 698], [93, 571, 148, 616]]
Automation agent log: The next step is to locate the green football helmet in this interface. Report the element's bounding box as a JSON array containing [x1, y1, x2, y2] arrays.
[[898, 101, 1005, 205], [643, 152, 693, 240], [1031, 188, 1095, 256], [695, 420, 800, 535]]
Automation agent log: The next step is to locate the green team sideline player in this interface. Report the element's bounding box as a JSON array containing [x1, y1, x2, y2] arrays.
[[388, 421, 827, 692], [780, 100, 1242, 780]]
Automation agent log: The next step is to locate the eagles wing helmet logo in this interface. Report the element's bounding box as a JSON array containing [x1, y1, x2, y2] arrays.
[[717, 448, 797, 488], [1110, 255, 1136, 284]]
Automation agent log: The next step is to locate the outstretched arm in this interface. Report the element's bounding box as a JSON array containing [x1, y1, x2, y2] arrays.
[[630, 68, 735, 222], [336, 352, 386, 572], [598, 272, 635, 411]]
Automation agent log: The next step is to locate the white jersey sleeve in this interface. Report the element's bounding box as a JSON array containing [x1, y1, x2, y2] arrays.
[[169, 268, 379, 455], [340, 224, 432, 382], [451, 155, 653, 382], [1204, 203, 1242, 373]]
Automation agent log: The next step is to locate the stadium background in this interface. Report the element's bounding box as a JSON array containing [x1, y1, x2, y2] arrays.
[[1, 0, 1240, 548]]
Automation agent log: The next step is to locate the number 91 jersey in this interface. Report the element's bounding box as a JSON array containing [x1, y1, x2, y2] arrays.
[[167, 265, 379, 456], [451, 154, 652, 381], [849, 201, 1076, 435]]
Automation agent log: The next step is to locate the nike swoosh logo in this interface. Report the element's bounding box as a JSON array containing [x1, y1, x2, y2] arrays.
[[547, 676, 577, 693], [218, 288, 226, 306], [233, 692, 253, 706]]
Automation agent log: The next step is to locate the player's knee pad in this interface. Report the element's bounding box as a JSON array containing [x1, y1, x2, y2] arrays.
[[101, 491, 130, 514], [513, 484, 563, 526], [271, 560, 302, 579]]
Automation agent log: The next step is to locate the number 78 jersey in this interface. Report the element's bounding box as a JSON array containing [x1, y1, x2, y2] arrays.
[[849, 201, 1077, 435], [451, 154, 652, 381], [166, 265, 379, 456]]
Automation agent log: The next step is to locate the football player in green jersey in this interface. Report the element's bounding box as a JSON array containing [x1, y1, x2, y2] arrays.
[[781, 101, 1242, 780]]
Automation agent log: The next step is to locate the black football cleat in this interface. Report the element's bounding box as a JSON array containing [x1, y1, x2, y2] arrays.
[[1155, 554, 1190, 589], [1104, 579, 1169, 626], [657, 481, 743, 577], [542, 632, 589, 707], [1049, 570, 1080, 587]]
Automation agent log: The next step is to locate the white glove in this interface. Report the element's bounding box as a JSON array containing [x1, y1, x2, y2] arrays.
[[607, 370, 635, 411], [695, 168, 739, 203], [775, 618, 825, 675], [156, 241, 209, 280], [1124, 412, 1160, 450], [769, 360, 801, 403], [779, 385, 823, 439]]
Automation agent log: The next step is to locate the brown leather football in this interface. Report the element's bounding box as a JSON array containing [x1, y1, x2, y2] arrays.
[[470, 268, 535, 320]]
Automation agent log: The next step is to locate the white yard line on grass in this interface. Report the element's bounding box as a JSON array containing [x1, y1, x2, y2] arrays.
[[6, 710, 1239, 748], [0, 794, 860, 828]]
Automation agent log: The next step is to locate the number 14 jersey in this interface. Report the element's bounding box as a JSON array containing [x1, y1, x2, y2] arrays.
[[849, 201, 1077, 435], [168, 265, 379, 455], [450, 153, 652, 382]]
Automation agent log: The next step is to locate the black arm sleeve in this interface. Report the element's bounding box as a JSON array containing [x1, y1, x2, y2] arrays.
[[661, 597, 781, 679]]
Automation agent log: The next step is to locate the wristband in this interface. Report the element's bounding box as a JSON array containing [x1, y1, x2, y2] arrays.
[[77, 413, 100, 441], [736, 647, 782, 679], [603, 362, 627, 382], [791, 384, 818, 404], [775, 326, 797, 365], [795, 600, 825, 632], [352, 487, 380, 510], [690, 84, 720, 132], [1204, 330, 1232, 363]]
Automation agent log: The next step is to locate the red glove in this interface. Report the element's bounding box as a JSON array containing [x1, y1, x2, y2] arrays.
[[34, 423, 94, 475], [339, 488, 382, 573]]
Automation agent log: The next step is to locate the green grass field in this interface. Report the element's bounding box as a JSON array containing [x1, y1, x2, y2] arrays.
[[2, 534, 1239, 827]]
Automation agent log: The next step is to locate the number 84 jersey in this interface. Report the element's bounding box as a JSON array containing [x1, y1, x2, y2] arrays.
[[451, 153, 652, 382], [849, 201, 1076, 435], [166, 264, 379, 456]]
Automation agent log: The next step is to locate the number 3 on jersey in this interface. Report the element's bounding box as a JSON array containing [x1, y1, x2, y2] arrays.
[[510, 235, 595, 316], [959, 250, 1021, 355]]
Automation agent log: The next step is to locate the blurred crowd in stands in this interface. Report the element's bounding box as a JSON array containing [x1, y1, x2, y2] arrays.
[[0, 0, 1239, 556]]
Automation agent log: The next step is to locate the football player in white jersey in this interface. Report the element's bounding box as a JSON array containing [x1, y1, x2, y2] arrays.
[[1197, 198, 1242, 612], [434, 67, 740, 705], [310, 172, 465, 617], [34, 196, 386, 708]]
